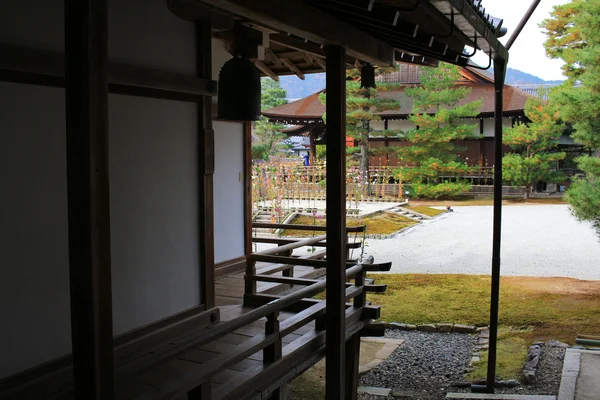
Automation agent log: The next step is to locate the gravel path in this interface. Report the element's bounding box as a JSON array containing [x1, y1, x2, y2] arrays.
[[360, 330, 476, 399], [358, 332, 566, 399], [362, 205, 600, 280]]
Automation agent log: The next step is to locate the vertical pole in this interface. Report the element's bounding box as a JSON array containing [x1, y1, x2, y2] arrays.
[[487, 58, 507, 393], [196, 21, 215, 309], [64, 0, 114, 398], [325, 44, 347, 400]]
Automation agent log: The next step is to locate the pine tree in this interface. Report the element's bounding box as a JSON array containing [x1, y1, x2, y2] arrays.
[[542, 0, 600, 230], [252, 78, 289, 161], [320, 67, 400, 191], [502, 96, 565, 199], [398, 63, 481, 199]]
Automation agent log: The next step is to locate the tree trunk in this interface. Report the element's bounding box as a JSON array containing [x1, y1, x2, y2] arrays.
[[360, 135, 369, 195]]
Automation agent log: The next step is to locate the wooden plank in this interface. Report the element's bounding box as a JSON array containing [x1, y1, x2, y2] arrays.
[[129, 370, 179, 387], [325, 44, 347, 400], [197, 21, 216, 309], [195, 0, 394, 65], [250, 234, 327, 255], [178, 349, 221, 364], [64, 1, 115, 399], [0, 43, 216, 98], [115, 381, 156, 399], [344, 335, 360, 400], [251, 237, 362, 249], [252, 223, 365, 233], [137, 334, 277, 400], [254, 60, 279, 81], [249, 254, 327, 267], [280, 58, 305, 80]]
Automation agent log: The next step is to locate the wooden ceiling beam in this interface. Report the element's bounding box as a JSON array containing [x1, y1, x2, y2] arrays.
[[191, 0, 395, 65], [271, 34, 356, 66], [280, 58, 305, 80], [265, 48, 283, 67], [254, 60, 279, 81], [313, 56, 327, 72]]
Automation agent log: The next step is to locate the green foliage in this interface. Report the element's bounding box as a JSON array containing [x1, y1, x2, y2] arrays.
[[252, 79, 289, 161], [319, 67, 402, 182], [502, 97, 566, 197], [398, 63, 481, 198], [542, 0, 600, 225], [564, 156, 600, 231], [411, 181, 471, 199]]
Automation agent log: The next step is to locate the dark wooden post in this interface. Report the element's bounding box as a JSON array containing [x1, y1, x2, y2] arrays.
[[64, 0, 115, 398], [264, 311, 285, 399], [196, 21, 216, 309], [345, 266, 364, 400], [485, 58, 507, 394], [325, 44, 347, 400]]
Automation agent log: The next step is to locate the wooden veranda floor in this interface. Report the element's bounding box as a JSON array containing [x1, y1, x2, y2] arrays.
[[112, 265, 325, 400]]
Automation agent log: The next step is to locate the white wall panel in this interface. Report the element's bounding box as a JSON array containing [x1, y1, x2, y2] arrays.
[[109, 95, 199, 335], [0, 83, 70, 378]]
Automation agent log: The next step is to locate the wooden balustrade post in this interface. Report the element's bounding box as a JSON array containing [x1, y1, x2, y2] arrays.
[[245, 259, 257, 297], [354, 268, 365, 309], [188, 383, 212, 400], [264, 311, 285, 399]]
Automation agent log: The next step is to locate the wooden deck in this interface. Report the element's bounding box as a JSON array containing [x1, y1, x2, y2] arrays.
[[110, 262, 329, 400]]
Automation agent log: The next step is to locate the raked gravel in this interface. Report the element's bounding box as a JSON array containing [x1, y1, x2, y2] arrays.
[[360, 330, 476, 399], [360, 205, 600, 280]]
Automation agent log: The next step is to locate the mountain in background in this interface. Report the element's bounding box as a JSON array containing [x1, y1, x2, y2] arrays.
[[275, 67, 564, 100]]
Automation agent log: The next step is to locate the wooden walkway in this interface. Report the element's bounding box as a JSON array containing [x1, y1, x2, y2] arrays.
[[110, 264, 326, 400]]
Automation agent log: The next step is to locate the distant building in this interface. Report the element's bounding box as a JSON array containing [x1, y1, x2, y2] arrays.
[[263, 65, 531, 169]]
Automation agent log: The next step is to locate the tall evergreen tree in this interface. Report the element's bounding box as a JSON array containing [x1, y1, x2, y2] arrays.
[[252, 78, 289, 161], [542, 0, 600, 230], [398, 63, 481, 198], [320, 67, 400, 190], [502, 96, 566, 199]]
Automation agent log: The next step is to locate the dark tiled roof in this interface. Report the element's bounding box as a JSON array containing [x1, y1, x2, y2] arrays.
[[263, 69, 531, 122]]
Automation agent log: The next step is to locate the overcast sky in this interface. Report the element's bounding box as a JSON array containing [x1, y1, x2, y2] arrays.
[[471, 0, 569, 81]]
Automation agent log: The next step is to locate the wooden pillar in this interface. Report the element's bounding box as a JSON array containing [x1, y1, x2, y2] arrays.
[[64, 0, 115, 398], [325, 44, 347, 400], [196, 21, 215, 309], [487, 58, 507, 394]]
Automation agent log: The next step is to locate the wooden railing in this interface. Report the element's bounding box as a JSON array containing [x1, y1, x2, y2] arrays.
[[132, 248, 385, 399]]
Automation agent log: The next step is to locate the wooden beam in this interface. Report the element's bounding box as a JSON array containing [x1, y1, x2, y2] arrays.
[[254, 60, 279, 81], [0, 43, 217, 98], [265, 47, 284, 67], [195, 0, 394, 65], [197, 21, 216, 309], [314, 56, 327, 71], [64, 0, 114, 399], [280, 58, 305, 80], [325, 44, 347, 400], [271, 34, 356, 66]]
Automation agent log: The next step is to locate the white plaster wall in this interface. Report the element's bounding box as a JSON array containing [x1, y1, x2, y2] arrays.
[[0, 0, 64, 51], [211, 39, 246, 263], [108, 0, 196, 74], [387, 120, 415, 132], [0, 83, 71, 379], [213, 122, 245, 263], [483, 117, 513, 137], [109, 95, 200, 335]]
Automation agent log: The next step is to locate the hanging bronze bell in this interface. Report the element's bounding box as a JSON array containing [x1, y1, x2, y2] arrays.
[[217, 56, 261, 121]]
